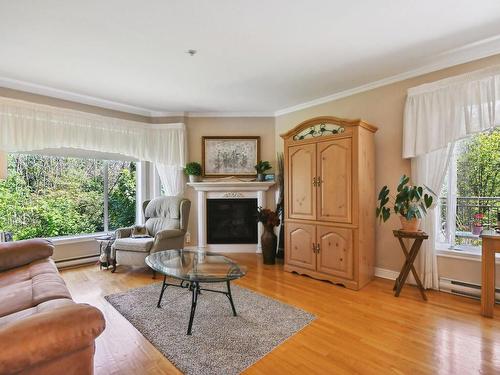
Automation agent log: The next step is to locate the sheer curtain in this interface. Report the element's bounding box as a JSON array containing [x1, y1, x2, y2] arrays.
[[0, 97, 187, 195], [404, 64, 500, 289], [410, 146, 453, 289]]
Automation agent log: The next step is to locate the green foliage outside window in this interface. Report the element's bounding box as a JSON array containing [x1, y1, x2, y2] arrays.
[[456, 128, 500, 198], [0, 154, 136, 240]]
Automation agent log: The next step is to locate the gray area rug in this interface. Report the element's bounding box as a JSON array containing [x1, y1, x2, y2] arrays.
[[105, 282, 315, 375]]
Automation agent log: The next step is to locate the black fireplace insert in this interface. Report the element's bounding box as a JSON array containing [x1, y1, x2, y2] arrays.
[[207, 198, 258, 244]]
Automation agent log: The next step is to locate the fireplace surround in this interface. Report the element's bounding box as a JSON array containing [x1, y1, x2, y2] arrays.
[[187, 180, 275, 252]]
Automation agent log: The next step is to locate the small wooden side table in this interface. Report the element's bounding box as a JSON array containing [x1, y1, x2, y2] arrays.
[[393, 230, 429, 301], [96, 235, 115, 270], [480, 230, 500, 318]]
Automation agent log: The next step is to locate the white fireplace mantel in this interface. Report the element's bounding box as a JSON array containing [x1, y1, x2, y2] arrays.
[[187, 181, 275, 252]]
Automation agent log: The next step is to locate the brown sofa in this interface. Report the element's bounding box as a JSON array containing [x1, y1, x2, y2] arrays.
[[0, 239, 105, 374]]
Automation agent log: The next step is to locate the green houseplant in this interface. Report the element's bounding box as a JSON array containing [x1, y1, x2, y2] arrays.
[[254, 160, 272, 181], [376, 175, 435, 232], [184, 162, 202, 183]]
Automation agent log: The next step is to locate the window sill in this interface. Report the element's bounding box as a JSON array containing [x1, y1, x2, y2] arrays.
[[436, 243, 500, 263], [49, 232, 112, 245]]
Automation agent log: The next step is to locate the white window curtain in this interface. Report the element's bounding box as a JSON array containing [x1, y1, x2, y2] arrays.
[[0, 97, 187, 195], [404, 65, 500, 289], [410, 146, 453, 289]]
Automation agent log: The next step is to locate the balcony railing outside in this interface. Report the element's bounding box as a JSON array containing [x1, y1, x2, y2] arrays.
[[440, 196, 500, 247]]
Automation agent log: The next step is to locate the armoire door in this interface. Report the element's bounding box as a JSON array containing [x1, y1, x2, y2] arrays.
[[317, 138, 352, 223], [287, 143, 316, 220], [316, 226, 353, 279], [285, 222, 316, 270]]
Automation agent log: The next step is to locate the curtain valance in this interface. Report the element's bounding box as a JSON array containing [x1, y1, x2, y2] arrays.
[[0, 97, 187, 167], [403, 65, 500, 158]]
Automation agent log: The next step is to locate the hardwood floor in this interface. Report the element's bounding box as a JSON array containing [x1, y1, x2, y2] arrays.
[[61, 254, 500, 375]]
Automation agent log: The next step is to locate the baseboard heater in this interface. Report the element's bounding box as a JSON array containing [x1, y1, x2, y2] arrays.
[[55, 254, 99, 269], [439, 278, 500, 303]]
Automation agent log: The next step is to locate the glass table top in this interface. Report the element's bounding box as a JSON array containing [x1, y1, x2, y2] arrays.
[[145, 249, 247, 282]]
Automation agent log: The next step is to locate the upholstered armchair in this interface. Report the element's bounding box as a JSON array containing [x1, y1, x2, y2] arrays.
[[111, 196, 191, 272]]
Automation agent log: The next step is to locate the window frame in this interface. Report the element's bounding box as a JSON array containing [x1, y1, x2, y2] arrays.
[[437, 132, 498, 254], [3, 153, 138, 240]]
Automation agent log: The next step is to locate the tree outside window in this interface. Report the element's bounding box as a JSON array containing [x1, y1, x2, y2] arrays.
[[0, 154, 136, 240]]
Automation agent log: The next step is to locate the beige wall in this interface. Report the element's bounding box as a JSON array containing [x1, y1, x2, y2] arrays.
[[275, 53, 500, 283], [183, 116, 276, 246], [3, 53, 500, 282]]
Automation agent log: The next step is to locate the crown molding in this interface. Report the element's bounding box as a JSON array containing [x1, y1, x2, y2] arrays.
[[0, 76, 180, 117], [2, 34, 500, 119], [274, 34, 500, 116], [186, 111, 274, 118]]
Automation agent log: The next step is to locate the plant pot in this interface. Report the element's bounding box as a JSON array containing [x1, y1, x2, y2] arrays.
[[399, 216, 421, 232], [189, 175, 201, 183], [472, 225, 483, 235], [261, 225, 277, 265], [256, 173, 265, 182]]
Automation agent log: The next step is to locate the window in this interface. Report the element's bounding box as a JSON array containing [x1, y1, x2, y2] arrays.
[[438, 128, 500, 251], [0, 153, 136, 240]]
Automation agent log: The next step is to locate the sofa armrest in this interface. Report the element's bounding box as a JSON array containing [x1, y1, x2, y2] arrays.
[[115, 226, 133, 239], [0, 303, 105, 374], [0, 239, 54, 272]]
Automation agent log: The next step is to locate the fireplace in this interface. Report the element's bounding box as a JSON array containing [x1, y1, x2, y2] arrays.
[[207, 198, 258, 244], [187, 180, 275, 252]]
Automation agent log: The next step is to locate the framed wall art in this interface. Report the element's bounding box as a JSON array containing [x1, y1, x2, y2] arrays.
[[202, 136, 260, 177]]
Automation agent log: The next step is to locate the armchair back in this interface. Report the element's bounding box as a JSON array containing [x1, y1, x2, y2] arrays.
[[143, 197, 190, 236]]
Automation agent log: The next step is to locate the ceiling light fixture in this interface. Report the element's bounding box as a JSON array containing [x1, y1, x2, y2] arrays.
[[186, 49, 197, 56]]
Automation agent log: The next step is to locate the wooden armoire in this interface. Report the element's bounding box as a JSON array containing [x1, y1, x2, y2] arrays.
[[281, 116, 377, 290]]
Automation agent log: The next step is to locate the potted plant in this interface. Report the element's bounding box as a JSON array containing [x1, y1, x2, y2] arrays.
[[254, 160, 272, 182], [184, 162, 202, 183], [256, 207, 280, 264], [376, 175, 435, 232], [472, 212, 484, 235]]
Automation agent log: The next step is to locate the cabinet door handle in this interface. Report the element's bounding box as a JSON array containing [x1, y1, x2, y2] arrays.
[[316, 243, 320, 253], [312, 242, 316, 253], [312, 177, 317, 187], [317, 176, 322, 186]]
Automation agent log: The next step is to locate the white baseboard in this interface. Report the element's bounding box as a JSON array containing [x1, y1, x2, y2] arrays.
[[375, 266, 416, 285]]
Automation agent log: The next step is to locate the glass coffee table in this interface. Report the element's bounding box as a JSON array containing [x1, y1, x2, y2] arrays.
[[145, 249, 247, 335]]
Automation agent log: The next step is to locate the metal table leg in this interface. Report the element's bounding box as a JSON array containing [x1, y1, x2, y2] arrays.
[[226, 280, 237, 316], [187, 282, 200, 335], [157, 275, 168, 308]]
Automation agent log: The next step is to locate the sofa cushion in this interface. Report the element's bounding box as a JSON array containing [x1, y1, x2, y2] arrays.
[[0, 272, 71, 317], [0, 258, 58, 288], [114, 237, 155, 252], [0, 238, 54, 272], [0, 298, 74, 327]]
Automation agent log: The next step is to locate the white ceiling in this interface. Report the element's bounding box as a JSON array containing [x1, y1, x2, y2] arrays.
[[1, 0, 500, 116]]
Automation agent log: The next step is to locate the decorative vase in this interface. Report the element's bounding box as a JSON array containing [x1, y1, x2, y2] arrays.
[[261, 225, 277, 265], [399, 216, 421, 232], [472, 225, 483, 235], [189, 175, 201, 183], [256, 173, 265, 182]]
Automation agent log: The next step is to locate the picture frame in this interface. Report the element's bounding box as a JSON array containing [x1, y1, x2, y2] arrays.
[[202, 136, 260, 177]]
